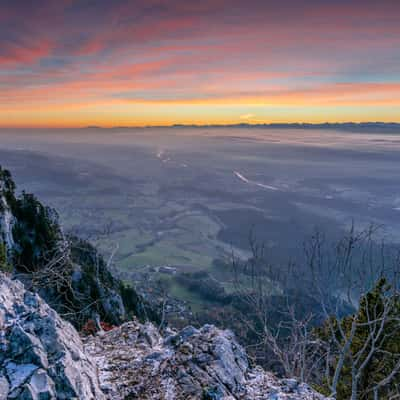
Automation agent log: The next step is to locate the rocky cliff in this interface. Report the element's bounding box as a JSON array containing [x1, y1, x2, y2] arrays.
[[0, 271, 327, 399], [0, 272, 105, 399], [0, 166, 151, 329]]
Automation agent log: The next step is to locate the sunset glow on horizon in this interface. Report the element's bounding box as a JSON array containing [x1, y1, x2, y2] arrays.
[[1, 0, 400, 128]]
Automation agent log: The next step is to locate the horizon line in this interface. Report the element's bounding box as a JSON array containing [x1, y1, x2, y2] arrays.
[[1, 121, 400, 130]]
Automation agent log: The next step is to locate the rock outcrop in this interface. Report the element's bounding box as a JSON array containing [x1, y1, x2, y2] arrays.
[[0, 272, 105, 399], [0, 194, 14, 253], [1, 167, 328, 399], [0, 271, 327, 399], [84, 321, 327, 400]]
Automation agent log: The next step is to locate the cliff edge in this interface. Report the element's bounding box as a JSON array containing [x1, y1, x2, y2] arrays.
[[0, 271, 327, 399]]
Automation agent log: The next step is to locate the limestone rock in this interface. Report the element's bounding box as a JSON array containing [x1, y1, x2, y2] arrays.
[[84, 320, 329, 400], [0, 273, 104, 400], [0, 193, 14, 252]]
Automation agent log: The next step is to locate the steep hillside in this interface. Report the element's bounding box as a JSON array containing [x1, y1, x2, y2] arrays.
[[0, 166, 152, 329], [0, 166, 328, 399]]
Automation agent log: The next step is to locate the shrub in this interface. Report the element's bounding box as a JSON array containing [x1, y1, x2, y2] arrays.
[[11, 192, 62, 272], [0, 242, 12, 273]]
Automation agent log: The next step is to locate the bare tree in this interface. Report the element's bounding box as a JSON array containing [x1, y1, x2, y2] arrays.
[[231, 225, 400, 399], [231, 233, 322, 381], [305, 224, 400, 399]]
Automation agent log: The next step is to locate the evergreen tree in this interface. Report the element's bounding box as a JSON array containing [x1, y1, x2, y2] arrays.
[[317, 279, 400, 399]]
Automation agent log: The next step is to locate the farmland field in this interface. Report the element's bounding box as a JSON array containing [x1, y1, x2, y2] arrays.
[[1, 127, 400, 306]]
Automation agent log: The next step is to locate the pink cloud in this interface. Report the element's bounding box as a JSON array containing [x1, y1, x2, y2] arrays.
[[0, 39, 53, 65], [1, 0, 400, 125]]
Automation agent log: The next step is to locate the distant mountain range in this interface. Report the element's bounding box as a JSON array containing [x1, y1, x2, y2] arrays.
[[86, 122, 400, 131]]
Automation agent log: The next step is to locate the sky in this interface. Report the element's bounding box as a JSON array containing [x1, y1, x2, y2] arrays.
[[1, 0, 400, 127]]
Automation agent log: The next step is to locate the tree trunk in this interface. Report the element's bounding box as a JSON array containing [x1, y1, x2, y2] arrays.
[[351, 370, 358, 400]]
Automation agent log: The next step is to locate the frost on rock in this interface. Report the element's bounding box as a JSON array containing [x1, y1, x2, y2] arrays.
[[84, 321, 328, 400]]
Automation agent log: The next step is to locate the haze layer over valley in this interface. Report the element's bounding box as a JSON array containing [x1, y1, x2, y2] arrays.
[[1, 127, 399, 308]]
